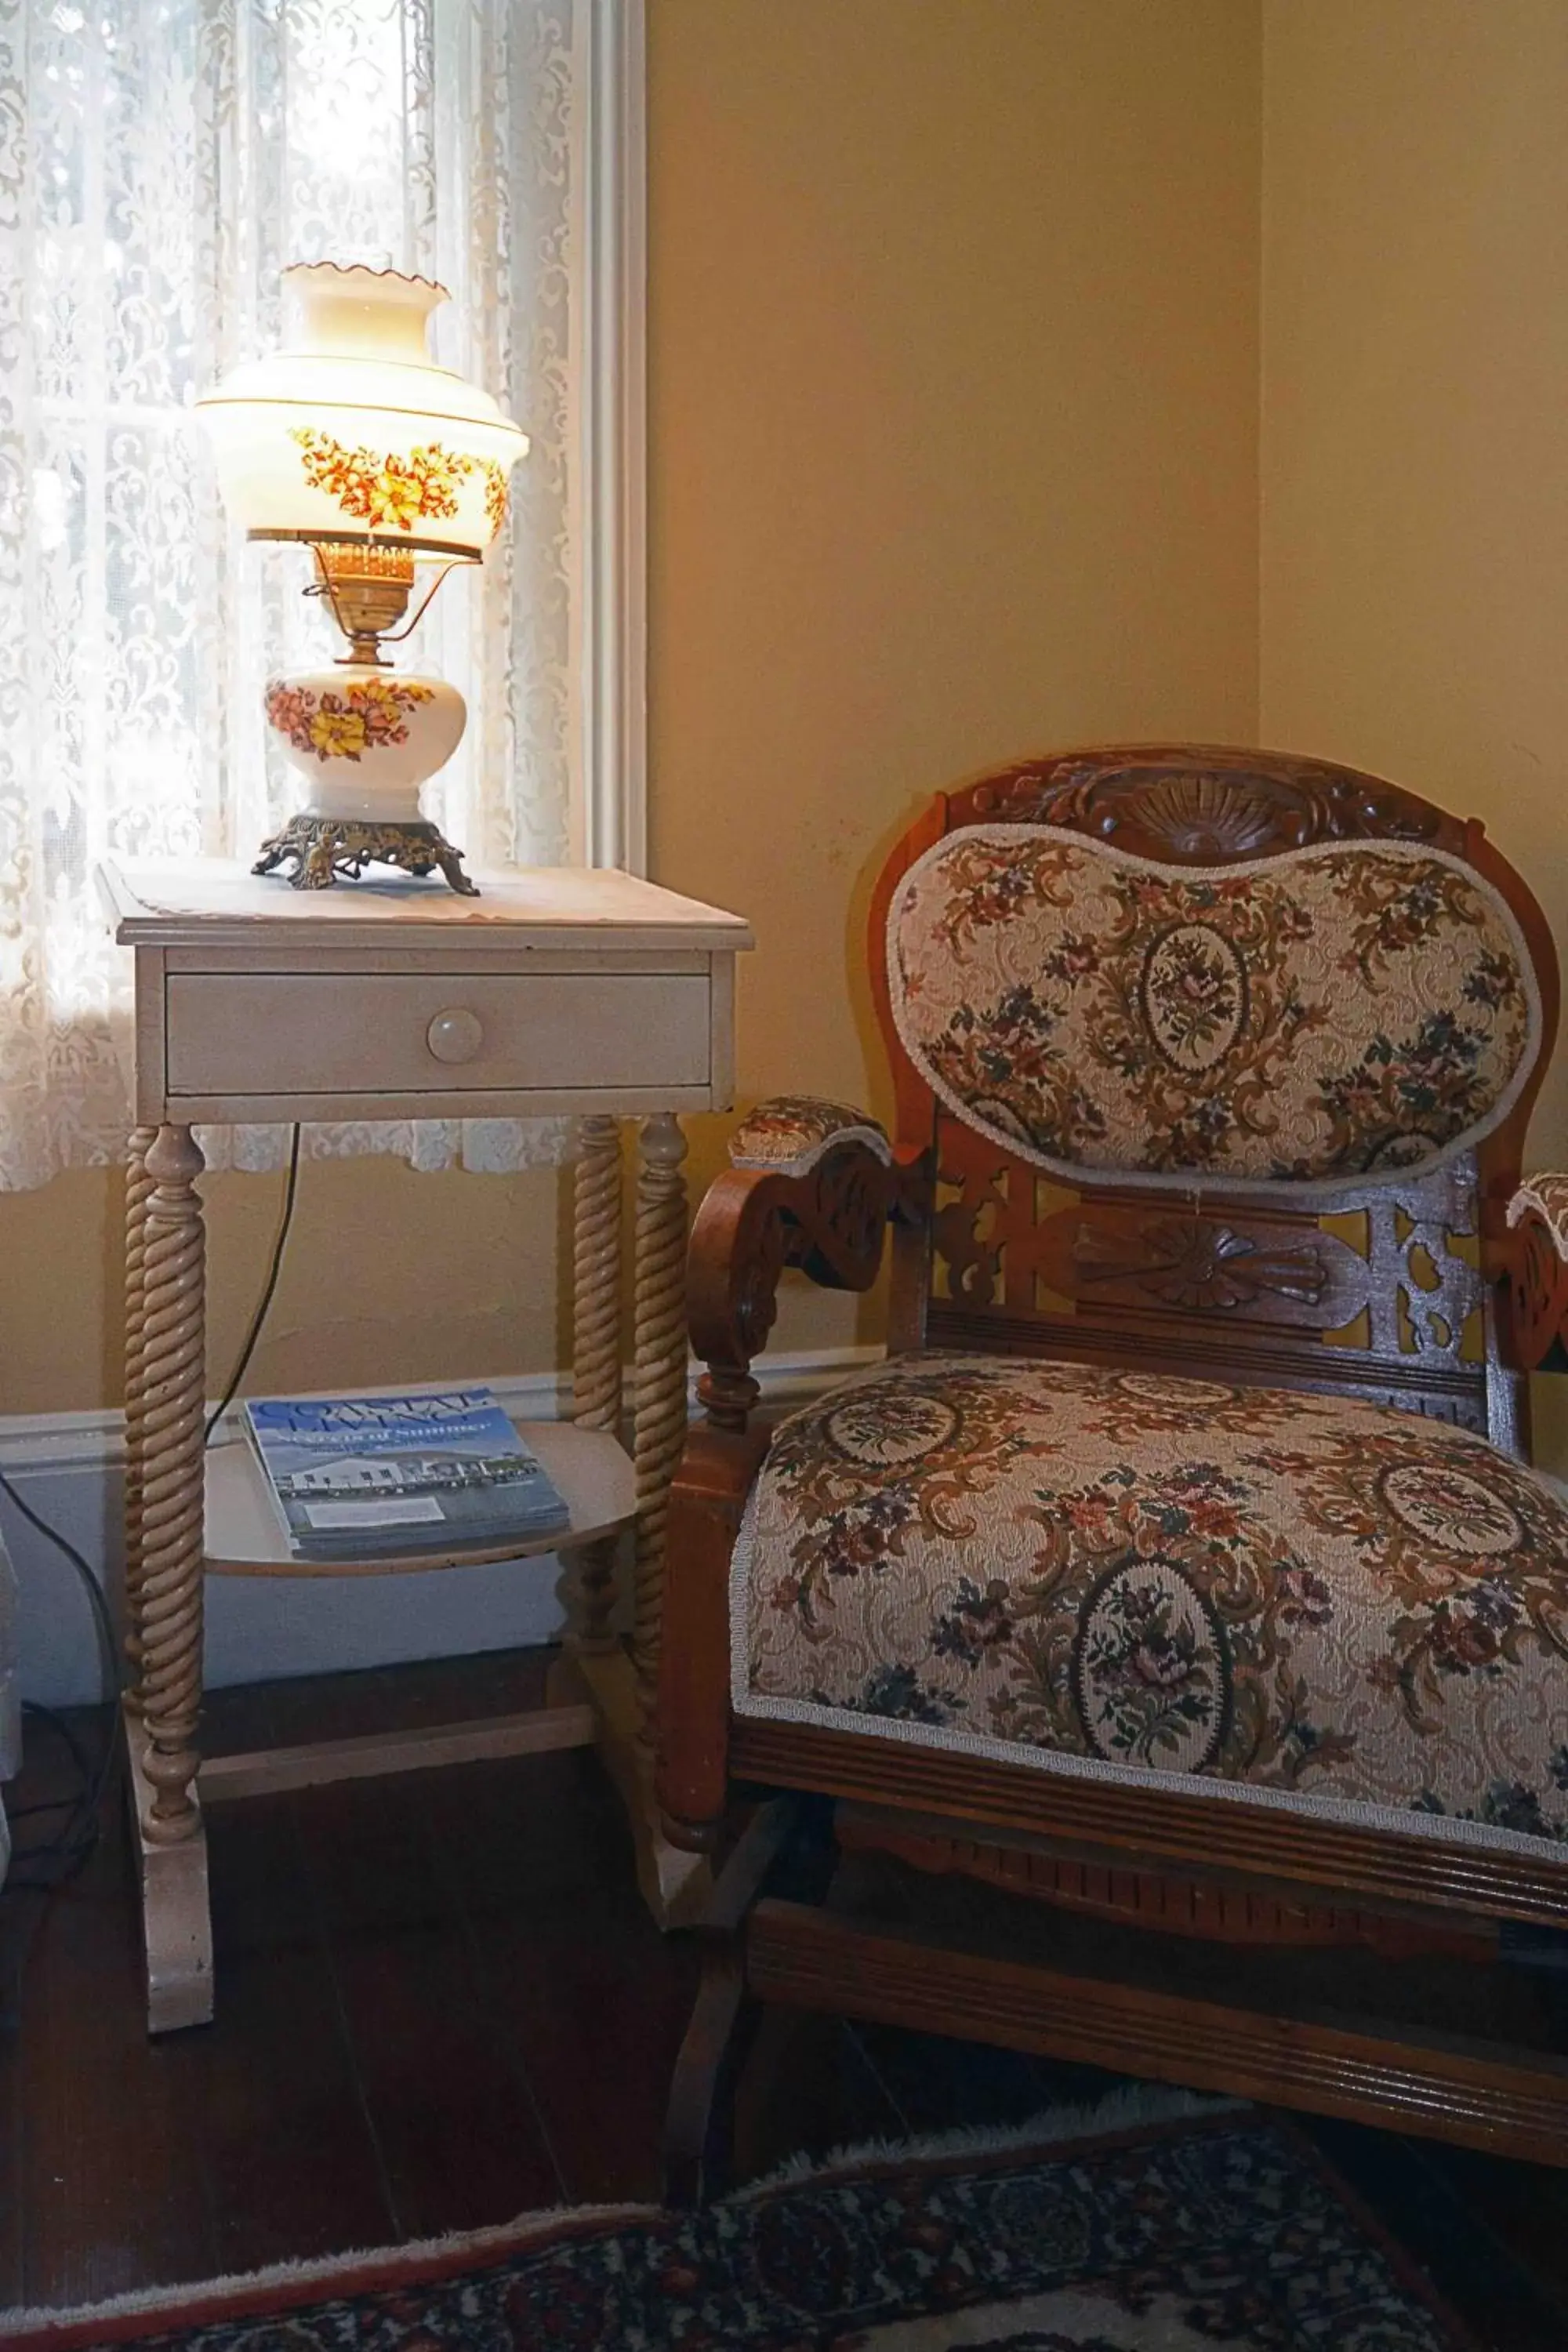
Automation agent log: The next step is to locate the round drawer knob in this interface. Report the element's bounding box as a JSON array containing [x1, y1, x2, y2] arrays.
[[426, 1007, 485, 1065]]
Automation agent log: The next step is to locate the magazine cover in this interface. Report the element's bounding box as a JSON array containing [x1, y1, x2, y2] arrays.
[[243, 1388, 571, 1559]]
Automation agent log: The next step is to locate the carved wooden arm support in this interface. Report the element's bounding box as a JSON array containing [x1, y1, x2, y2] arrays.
[[659, 1123, 927, 1857], [1504, 1174, 1568, 1370], [688, 1138, 930, 1434]]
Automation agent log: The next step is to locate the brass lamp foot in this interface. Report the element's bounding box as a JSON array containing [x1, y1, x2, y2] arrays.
[[252, 815, 480, 896]]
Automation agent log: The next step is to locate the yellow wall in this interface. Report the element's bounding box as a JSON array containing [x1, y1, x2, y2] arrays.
[[0, 0, 1264, 1414], [650, 0, 1262, 1354], [1259, 0, 1568, 1465], [0, 1156, 570, 1420]]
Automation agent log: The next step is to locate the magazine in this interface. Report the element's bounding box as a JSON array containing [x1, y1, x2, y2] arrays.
[[242, 1388, 572, 1563]]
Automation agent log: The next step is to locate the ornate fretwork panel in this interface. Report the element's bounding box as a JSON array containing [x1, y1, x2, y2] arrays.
[[927, 1115, 1490, 1428]]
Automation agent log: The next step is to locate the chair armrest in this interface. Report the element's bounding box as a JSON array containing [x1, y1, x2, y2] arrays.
[[1504, 1175, 1568, 1370], [688, 1136, 928, 1432], [727, 1094, 891, 1177], [661, 1122, 925, 1857], [659, 1132, 924, 1846]]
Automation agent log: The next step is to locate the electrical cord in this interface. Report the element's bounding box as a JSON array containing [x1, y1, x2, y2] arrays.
[[5, 1702, 96, 1822], [0, 1479, 122, 1944], [0, 1466, 118, 1687], [4, 1700, 118, 1894], [205, 1123, 302, 1445], [0, 1695, 122, 2030]]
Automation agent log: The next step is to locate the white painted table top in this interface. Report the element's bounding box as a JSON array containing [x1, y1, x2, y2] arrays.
[[99, 858, 755, 956]]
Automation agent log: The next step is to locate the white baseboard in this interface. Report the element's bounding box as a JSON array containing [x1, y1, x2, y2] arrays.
[[4, 1345, 879, 1711]]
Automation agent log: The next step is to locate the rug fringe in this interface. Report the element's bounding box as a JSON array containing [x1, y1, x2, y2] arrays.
[[0, 2201, 657, 2343], [728, 2085, 1246, 2199], [5, 2090, 1248, 2343]]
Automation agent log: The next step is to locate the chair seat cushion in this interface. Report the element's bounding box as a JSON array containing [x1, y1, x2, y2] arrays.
[[731, 1354, 1568, 1859]]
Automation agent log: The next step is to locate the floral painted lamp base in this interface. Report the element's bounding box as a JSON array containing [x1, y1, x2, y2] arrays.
[[252, 811, 479, 895], [262, 664, 477, 894]]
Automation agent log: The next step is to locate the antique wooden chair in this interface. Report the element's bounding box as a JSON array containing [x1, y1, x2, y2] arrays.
[[656, 743, 1568, 2190]]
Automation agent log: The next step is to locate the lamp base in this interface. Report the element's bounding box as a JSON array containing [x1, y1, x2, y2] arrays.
[[253, 814, 480, 896]]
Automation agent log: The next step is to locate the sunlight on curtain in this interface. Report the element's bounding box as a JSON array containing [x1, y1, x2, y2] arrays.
[[0, 0, 578, 1181]]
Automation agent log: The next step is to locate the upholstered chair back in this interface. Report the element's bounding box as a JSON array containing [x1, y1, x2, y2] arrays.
[[869, 747, 1559, 1447]]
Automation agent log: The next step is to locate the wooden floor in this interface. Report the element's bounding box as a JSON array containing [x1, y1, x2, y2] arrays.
[[3, 1647, 1568, 2348]]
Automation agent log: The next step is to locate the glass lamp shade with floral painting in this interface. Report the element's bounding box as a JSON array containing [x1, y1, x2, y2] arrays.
[[195, 262, 528, 893]]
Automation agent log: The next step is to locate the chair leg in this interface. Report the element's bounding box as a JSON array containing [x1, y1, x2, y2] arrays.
[[665, 1926, 758, 2208], [663, 1794, 828, 2205]]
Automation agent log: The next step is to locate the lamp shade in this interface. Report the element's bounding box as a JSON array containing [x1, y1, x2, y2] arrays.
[[194, 262, 528, 559]]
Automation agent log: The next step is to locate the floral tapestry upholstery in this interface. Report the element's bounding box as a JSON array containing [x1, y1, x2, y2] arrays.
[[1509, 1173, 1568, 1262], [729, 1096, 892, 1178], [732, 1354, 1568, 1859], [887, 830, 1540, 1193]]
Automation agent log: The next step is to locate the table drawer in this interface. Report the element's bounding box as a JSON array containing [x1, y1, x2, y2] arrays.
[[165, 971, 713, 1099]]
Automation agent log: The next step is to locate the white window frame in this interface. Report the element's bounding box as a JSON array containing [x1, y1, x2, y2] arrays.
[[577, 0, 648, 875]]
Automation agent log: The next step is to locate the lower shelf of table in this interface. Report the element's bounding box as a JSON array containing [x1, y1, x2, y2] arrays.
[[202, 1418, 636, 1576]]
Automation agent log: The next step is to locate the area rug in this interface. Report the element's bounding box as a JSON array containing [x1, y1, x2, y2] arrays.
[[3, 2097, 1475, 2351]]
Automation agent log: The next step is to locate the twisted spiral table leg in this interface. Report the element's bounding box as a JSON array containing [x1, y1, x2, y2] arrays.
[[631, 1113, 690, 1739], [137, 1126, 206, 1846], [568, 1115, 625, 1652], [123, 1125, 157, 1713]]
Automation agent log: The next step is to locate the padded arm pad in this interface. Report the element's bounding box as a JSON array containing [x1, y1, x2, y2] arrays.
[[728, 1094, 891, 1178], [1508, 1174, 1568, 1263]]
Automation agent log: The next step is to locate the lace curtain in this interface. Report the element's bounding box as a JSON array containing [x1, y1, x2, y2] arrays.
[[0, 0, 579, 1183]]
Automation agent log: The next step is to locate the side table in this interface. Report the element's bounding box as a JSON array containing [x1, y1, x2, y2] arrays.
[[99, 859, 753, 2033]]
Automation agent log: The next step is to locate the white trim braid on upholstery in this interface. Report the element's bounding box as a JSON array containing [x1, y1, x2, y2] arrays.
[[1508, 1174, 1568, 1261]]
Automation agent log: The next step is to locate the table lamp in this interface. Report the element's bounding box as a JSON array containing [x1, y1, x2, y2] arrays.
[[195, 262, 528, 895]]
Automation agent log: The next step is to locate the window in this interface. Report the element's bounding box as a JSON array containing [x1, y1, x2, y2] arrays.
[[0, 0, 644, 1180]]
